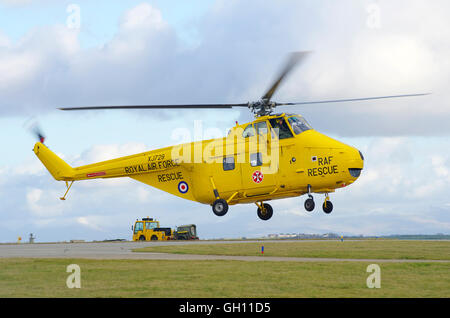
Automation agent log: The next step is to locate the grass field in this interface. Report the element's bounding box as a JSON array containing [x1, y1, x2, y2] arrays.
[[133, 240, 450, 260], [0, 258, 449, 298], [0, 240, 449, 297]]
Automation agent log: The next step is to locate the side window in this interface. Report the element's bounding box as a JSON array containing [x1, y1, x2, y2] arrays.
[[146, 222, 157, 230], [242, 124, 256, 138], [254, 121, 268, 136], [223, 156, 235, 171], [250, 153, 263, 167]]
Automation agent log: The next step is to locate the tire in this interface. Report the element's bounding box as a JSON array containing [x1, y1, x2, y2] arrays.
[[304, 198, 315, 212], [139, 235, 146, 241], [212, 199, 229, 216], [151, 235, 158, 241], [257, 203, 273, 221], [322, 201, 333, 214]]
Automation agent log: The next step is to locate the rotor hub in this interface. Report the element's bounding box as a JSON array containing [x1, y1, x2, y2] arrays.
[[248, 100, 277, 117]]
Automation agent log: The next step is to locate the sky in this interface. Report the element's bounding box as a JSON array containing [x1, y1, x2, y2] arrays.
[[0, 0, 449, 242]]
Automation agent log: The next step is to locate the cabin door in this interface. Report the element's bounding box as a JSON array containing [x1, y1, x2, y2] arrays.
[[240, 121, 277, 197]]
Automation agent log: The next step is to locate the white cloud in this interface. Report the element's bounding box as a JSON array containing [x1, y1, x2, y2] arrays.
[[352, 34, 436, 94], [0, 1, 447, 136], [0, 30, 11, 48], [349, 137, 450, 201], [26, 187, 65, 217], [1, 1, 450, 242], [73, 142, 148, 166], [76, 216, 104, 231], [120, 3, 166, 31], [12, 159, 45, 176], [0, 0, 33, 6], [0, 50, 41, 90], [431, 155, 449, 179]]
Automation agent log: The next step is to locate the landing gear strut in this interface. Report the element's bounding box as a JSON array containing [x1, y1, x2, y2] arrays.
[[256, 202, 273, 221], [304, 184, 315, 212], [322, 194, 333, 214]]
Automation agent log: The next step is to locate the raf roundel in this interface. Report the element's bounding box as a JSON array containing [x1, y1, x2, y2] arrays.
[[178, 181, 189, 194]]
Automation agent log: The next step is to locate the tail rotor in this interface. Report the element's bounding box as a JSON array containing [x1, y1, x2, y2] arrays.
[[24, 118, 46, 144]]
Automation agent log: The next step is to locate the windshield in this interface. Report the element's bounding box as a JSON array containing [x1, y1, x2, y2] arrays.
[[288, 116, 312, 135], [242, 124, 256, 138], [134, 222, 143, 234]]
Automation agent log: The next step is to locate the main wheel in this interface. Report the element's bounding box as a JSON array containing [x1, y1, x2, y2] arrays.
[[322, 201, 333, 214], [139, 235, 146, 241], [212, 199, 229, 216], [304, 198, 315, 212], [257, 203, 273, 221]]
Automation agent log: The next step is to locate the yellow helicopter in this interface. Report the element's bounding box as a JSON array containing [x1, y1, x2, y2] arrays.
[[33, 52, 427, 220]]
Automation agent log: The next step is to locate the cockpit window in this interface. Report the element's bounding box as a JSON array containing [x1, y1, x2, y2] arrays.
[[269, 117, 294, 139], [242, 124, 256, 138], [288, 116, 312, 135], [254, 121, 268, 135]]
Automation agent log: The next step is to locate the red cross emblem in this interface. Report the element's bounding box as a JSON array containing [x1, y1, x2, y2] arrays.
[[252, 171, 264, 184]]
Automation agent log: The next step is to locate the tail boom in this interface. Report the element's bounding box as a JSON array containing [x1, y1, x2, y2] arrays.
[[33, 142, 74, 181], [33, 142, 179, 182]]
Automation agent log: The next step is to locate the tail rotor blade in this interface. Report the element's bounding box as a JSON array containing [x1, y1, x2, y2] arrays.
[[32, 124, 46, 143], [24, 119, 46, 143]]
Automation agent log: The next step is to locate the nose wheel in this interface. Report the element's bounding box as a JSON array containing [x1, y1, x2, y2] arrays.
[[304, 195, 315, 212], [303, 188, 334, 214], [322, 194, 333, 214], [304, 184, 315, 212]]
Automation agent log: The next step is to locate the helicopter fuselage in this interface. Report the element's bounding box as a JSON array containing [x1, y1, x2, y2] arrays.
[[33, 113, 364, 210]]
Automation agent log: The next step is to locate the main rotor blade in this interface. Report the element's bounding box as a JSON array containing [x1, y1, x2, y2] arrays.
[[276, 93, 430, 106], [261, 51, 310, 102], [59, 103, 249, 111]]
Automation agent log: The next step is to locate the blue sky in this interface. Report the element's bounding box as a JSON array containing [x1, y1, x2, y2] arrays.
[[0, 0, 449, 242], [0, 0, 211, 47]]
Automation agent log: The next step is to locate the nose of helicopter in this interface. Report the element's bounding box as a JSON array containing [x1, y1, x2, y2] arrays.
[[347, 149, 364, 181]]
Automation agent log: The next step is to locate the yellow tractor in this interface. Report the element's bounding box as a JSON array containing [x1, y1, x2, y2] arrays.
[[132, 217, 173, 241]]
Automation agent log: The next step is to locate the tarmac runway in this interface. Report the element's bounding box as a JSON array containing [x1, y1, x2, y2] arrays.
[[0, 240, 449, 263]]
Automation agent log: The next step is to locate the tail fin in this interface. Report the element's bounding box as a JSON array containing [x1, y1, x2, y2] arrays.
[[33, 142, 74, 181]]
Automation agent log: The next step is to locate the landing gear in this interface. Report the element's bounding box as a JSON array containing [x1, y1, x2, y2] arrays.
[[212, 199, 229, 216], [304, 196, 315, 212], [303, 186, 334, 214], [322, 194, 333, 214], [304, 184, 315, 212], [256, 202, 273, 221], [322, 201, 333, 214]]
